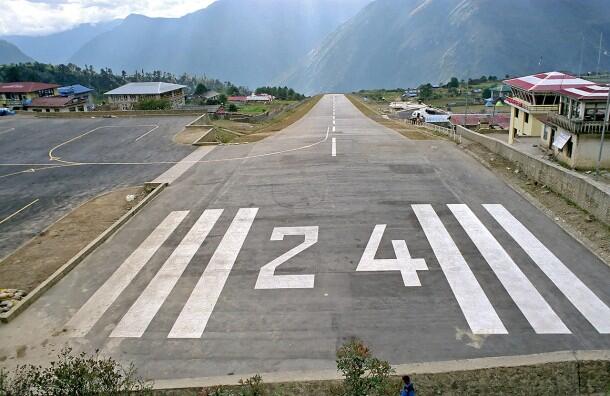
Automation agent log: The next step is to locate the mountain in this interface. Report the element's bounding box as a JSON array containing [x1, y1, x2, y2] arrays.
[[2, 21, 122, 64], [0, 40, 34, 64], [280, 0, 610, 94], [69, 0, 371, 88]]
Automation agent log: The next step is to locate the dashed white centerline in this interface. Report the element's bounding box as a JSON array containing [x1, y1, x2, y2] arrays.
[[332, 137, 337, 157]]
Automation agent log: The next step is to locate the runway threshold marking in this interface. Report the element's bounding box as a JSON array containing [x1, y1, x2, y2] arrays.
[[484, 204, 610, 333], [0, 198, 39, 226], [449, 204, 570, 334], [413, 204, 508, 334], [168, 208, 258, 338], [66, 211, 188, 337], [67, 203, 609, 339], [111, 209, 223, 338]]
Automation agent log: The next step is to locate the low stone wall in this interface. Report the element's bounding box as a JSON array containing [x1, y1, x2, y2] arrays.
[[30, 109, 205, 118], [454, 124, 610, 225]]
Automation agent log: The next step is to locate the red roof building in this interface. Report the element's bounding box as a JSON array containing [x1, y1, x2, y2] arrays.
[[27, 95, 89, 113], [0, 82, 60, 109], [504, 72, 592, 92], [0, 82, 60, 93], [228, 96, 247, 102]]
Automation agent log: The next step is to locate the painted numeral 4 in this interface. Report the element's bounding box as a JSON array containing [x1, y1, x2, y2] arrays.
[[357, 224, 427, 286]]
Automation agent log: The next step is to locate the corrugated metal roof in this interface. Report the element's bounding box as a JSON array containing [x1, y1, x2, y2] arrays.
[[104, 82, 186, 95], [59, 84, 93, 96], [558, 84, 610, 101], [504, 71, 592, 92], [0, 82, 59, 93], [29, 96, 74, 107]]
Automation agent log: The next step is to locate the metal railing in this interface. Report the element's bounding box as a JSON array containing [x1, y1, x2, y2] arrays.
[[421, 122, 462, 143], [505, 97, 558, 114], [546, 113, 610, 134]]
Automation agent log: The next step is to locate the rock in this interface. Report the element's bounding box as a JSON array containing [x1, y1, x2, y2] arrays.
[[126, 194, 136, 202], [506, 167, 511, 170], [0, 292, 11, 300], [0, 300, 14, 309], [585, 215, 593, 223], [514, 169, 520, 174]]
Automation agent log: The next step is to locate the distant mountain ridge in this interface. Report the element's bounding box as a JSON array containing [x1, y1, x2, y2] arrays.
[[2, 21, 121, 64], [68, 0, 371, 88], [280, 0, 610, 94], [0, 40, 33, 64]]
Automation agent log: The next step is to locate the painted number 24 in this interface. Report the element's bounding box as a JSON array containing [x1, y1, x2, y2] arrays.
[[255, 225, 428, 289]]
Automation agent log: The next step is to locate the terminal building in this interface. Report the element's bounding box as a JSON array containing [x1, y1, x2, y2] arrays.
[[104, 82, 186, 110]]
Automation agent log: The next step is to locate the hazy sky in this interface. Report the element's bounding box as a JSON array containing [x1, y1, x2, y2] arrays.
[[0, 0, 218, 36]]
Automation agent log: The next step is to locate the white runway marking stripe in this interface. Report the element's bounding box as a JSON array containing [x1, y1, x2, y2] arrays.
[[150, 147, 214, 185], [484, 204, 610, 333], [449, 204, 570, 334], [413, 204, 507, 334], [168, 208, 258, 338], [332, 138, 337, 157], [67, 211, 188, 337], [110, 209, 223, 338]]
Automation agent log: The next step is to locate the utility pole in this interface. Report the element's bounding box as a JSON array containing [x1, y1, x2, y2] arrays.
[[578, 33, 585, 77], [596, 84, 610, 176], [464, 79, 469, 127], [596, 32, 603, 75]]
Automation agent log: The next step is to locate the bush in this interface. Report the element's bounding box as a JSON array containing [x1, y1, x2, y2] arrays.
[[335, 338, 394, 396], [0, 347, 152, 395], [135, 98, 171, 110], [228, 103, 238, 112], [201, 374, 266, 396]]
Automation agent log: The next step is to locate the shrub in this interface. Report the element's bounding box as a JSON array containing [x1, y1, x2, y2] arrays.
[[135, 98, 171, 110], [201, 374, 266, 396], [0, 347, 152, 395], [335, 338, 394, 396]]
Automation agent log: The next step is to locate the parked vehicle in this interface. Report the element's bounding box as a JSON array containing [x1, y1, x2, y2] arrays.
[[0, 108, 16, 116]]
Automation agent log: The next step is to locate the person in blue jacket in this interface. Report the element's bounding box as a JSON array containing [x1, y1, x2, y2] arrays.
[[400, 375, 415, 396]]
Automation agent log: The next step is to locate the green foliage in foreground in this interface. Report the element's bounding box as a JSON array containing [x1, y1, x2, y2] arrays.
[[135, 98, 171, 110], [200, 339, 395, 396], [0, 347, 152, 395]]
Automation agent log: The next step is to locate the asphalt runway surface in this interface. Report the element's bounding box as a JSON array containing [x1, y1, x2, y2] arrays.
[[0, 96, 608, 381], [0, 116, 195, 259]]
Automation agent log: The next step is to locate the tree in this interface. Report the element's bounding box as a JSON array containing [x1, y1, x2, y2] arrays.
[[447, 77, 459, 88], [217, 94, 227, 104], [195, 83, 207, 95], [418, 83, 433, 100], [482, 87, 492, 99]]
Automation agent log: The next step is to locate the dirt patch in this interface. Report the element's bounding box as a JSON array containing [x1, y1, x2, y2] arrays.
[[0, 186, 147, 292], [346, 94, 436, 141], [174, 127, 213, 145], [463, 141, 610, 264]]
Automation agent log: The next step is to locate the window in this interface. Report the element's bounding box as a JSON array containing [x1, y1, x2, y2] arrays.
[[524, 112, 529, 123], [543, 126, 548, 140], [515, 108, 519, 118], [54, 109, 60, 112], [565, 139, 573, 158]]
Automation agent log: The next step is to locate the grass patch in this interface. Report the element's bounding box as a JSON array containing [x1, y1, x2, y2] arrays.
[[220, 96, 323, 144], [346, 94, 435, 140]]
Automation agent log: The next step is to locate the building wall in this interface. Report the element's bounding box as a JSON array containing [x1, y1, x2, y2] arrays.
[[107, 89, 185, 110]]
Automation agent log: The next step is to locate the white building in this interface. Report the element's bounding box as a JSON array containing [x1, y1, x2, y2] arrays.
[[104, 82, 186, 110]]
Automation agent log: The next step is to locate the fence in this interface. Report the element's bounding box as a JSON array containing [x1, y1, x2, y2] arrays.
[[421, 122, 462, 143]]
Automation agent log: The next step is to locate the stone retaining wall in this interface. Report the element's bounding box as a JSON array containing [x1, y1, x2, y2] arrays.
[[454, 124, 610, 225]]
